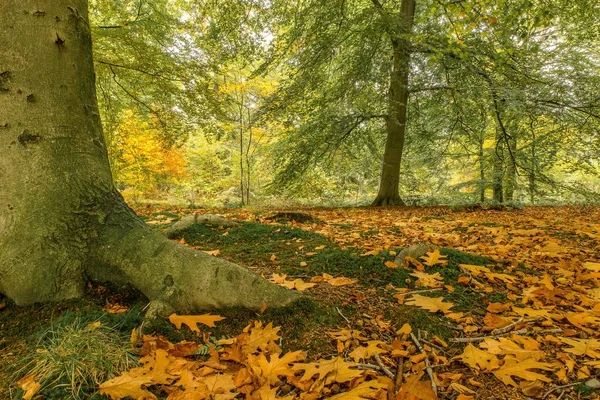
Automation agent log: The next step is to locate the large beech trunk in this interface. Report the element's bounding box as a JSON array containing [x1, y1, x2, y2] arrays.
[[0, 0, 299, 312], [372, 0, 415, 206]]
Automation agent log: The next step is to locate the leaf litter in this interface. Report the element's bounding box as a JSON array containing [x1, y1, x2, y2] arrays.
[[13, 205, 600, 398]]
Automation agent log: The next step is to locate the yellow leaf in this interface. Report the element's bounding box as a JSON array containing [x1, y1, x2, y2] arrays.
[[559, 337, 600, 358], [293, 279, 317, 291], [420, 248, 448, 267], [397, 371, 439, 399], [492, 358, 554, 387], [18, 375, 41, 400], [99, 372, 156, 399], [453, 343, 498, 371], [397, 323, 412, 336], [203, 249, 221, 256], [327, 378, 389, 399], [326, 277, 358, 286], [406, 294, 454, 314], [248, 351, 306, 385], [169, 313, 226, 332], [385, 260, 399, 269], [86, 321, 101, 331]]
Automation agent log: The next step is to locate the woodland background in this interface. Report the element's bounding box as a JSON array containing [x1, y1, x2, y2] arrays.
[[91, 0, 600, 207]]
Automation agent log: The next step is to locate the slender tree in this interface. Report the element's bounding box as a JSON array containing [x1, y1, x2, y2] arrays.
[[0, 0, 298, 312]]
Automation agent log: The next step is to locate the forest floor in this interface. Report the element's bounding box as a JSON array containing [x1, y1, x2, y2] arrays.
[[1, 205, 600, 399]]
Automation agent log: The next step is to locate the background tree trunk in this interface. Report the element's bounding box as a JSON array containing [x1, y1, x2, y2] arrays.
[[372, 0, 415, 206], [492, 127, 505, 203], [0, 0, 298, 312]]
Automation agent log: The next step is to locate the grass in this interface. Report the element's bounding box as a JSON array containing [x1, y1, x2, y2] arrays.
[[14, 317, 138, 399]]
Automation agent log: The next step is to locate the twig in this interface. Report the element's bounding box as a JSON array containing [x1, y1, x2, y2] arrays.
[[336, 307, 351, 327], [450, 328, 529, 343], [373, 354, 395, 380], [357, 363, 383, 372], [410, 333, 438, 395], [395, 288, 445, 296], [394, 357, 404, 393], [490, 317, 524, 335], [450, 327, 563, 343], [542, 382, 580, 399]]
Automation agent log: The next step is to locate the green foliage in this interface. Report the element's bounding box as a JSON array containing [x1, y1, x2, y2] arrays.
[[90, 0, 600, 205]]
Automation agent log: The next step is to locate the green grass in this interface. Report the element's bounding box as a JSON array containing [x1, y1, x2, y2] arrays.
[[14, 316, 138, 399]]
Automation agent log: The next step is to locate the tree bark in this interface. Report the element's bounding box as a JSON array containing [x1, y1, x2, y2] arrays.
[[0, 0, 299, 312], [492, 125, 505, 204], [372, 0, 415, 206], [504, 134, 517, 202]]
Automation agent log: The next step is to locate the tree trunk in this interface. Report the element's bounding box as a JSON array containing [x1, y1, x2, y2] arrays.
[[478, 129, 486, 203], [0, 0, 299, 312], [492, 127, 504, 203], [504, 133, 517, 202], [372, 0, 415, 206]]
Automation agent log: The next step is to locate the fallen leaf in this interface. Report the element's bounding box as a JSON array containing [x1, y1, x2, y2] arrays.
[[18, 375, 41, 400], [169, 313, 226, 332], [421, 248, 448, 267], [454, 343, 497, 371], [492, 358, 554, 387], [406, 294, 454, 314]]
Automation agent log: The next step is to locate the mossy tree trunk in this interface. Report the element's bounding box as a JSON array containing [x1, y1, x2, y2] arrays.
[[371, 0, 415, 206], [0, 0, 299, 312]]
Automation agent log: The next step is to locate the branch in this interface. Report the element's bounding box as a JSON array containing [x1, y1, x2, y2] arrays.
[[409, 85, 454, 94], [410, 333, 437, 395]]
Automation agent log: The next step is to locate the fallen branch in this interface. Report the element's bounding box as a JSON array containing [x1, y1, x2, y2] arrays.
[[394, 357, 404, 393], [336, 307, 351, 327], [356, 363, 384, 372], [490, 317, 524, 335], [395, 288, 445, 296], [450, 328, 529, 343], [542, 381, 581, 399], [450, 327, 563, 343], [373, 354, 395, 380], [410, 332, 437, 395]]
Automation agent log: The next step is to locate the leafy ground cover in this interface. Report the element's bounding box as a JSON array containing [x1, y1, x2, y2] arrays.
[[1, 205, 599, 399]]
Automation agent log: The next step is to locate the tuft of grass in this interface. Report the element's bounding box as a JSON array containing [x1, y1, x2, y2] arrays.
[[15, 318, 138, 399]]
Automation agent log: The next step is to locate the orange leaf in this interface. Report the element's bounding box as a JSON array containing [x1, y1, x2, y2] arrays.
[[326, 277, 358, 286], [168, 313, 225, 332]]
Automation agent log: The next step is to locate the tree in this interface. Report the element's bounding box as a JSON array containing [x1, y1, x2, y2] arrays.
[[0, 0, 298, 312], [370, 0, 415, 206]]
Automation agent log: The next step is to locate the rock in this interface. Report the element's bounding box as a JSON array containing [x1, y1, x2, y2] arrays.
[[163, 214, 240, 238], [394, 243, 438, 266], [585, 378, 600, 389]]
